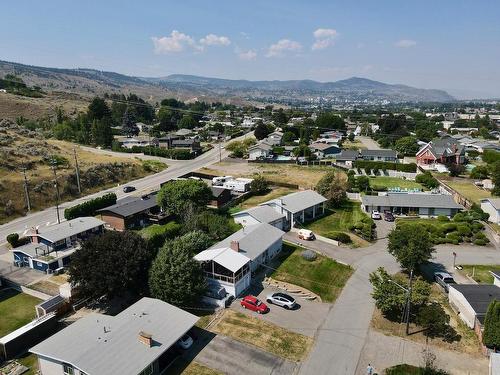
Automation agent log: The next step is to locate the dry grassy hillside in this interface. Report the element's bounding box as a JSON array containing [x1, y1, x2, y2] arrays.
[[0, 119, 155, 224]]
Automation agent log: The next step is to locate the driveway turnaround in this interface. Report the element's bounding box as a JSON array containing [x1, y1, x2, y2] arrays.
[[194, 335, 298, 375]]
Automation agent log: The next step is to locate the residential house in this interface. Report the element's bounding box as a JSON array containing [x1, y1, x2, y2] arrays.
[[360, 149, 398, 162], [261, 190, 327, 228], [171, 139, 201, 152], [416, 136, 466, 169], [210, 187, 232, 208], [118, 136, 158, 149], [232, 205, 286, 230], [481, 198, 500, 224], [11, 217, 104, 273], [157, 135, 180, 149], [448, 284, 500, 330], [309, 142, 341, 159], [361, 193, 463, 217], [318, 131, 343, 144], [335, 149, 359, 168], [466, 141, 500, 154], [96, 193, 164, 231], [265, 131, 284, 146], [248, 142, 273, 160], [30, 298, 198, 375], [195, 223, 285, 296]]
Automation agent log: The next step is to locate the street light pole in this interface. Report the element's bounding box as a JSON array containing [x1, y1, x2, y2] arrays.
[[51, 160, 61, 224], [384, 269, 413, 336]]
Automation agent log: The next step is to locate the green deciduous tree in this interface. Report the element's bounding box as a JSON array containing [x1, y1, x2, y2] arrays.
[[254, 121, 271, 140], [157, 179, 213, 218], [250, 175, 269, 194], [483, 300, 500, 350], [149, 232, 207, 306], [470, 165, 489, 179], [388, 223, 435, 270], [492, 161, 500, 196], [69, 231, 153, 299], [315, 113, 346, 131], [178, 114, 198, 129], [395, 136, 420, 156], [316, 171, 347, 208]]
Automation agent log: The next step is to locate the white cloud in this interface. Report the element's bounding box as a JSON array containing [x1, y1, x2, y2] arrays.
[[238, 49, 257, 61], [395, 39, 417, 48], [266, 39, 302, 57], [152, 30, 201, 54], [312, 28, 338, 50], [199, 34, 231, 46]]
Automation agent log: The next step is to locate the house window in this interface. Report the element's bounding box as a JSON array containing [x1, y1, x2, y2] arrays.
[[138, 363, 153, 375], [62, 363, 74, 375]]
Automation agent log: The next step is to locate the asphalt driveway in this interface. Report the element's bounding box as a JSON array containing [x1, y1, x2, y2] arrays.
[[231, 285, 331, 338]]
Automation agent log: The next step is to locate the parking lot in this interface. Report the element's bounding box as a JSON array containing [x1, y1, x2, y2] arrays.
[[230, 285, 331, 337]]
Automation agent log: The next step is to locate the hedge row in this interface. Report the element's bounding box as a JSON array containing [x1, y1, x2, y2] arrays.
[[353, 160, 417, 173], [64, 193, 117, 220], [113, 145, 194, 160]]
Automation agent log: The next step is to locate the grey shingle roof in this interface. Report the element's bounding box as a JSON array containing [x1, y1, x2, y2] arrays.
[[30, 298, 198, 375], [482, 198, 500, 210], [249, 142, 273, 152], [38, 217, 105, 243], [361, 193, 463, 209], [264, 190, 327, 214], [335, 149, 359, 161], [420, 136, 465, 158], [450, 284, 500, 315], [360, 149, 397, 158], [96, 194, 158, 218], [233, 205, 285, 224], [210, 223, 284, 262]]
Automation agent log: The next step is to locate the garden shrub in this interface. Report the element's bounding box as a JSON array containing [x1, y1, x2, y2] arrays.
[[437, 215, 449, 222], [442, 223, 457, 233], [64, 193, 117, 220], [457, 224, 472, 237], [328, 231, 352, 244], [474, 239, 487, 246], [301, 249, 318, 261], [6, 233, 19, 247]]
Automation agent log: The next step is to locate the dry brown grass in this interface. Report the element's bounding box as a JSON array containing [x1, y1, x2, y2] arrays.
[[180, 362, 222, 375], [371, 285, 482, 356], [211, 309, 313, 361]]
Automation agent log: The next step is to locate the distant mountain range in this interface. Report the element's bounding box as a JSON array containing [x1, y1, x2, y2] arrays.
[[0, 59, 455, 104]]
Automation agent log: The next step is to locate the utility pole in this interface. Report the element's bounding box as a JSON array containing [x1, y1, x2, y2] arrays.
[[73, 148, 81, 194], [22, 165, 31, 212], [51, 160, 61, 224], [405, 269, 414, 336]]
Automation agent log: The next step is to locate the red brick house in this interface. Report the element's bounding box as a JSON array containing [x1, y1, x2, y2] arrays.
[[416, 136, 465, 168]]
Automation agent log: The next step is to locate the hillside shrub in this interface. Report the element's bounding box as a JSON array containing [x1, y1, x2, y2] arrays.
[[64, 193, 117, 220]]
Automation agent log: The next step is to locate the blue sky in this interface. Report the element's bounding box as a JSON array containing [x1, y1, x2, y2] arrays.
[[1, 0, 500, 98]]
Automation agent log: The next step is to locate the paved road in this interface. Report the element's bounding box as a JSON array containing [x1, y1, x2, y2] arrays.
[[357, 136, 382, 150], [0, 141, 233, 243]]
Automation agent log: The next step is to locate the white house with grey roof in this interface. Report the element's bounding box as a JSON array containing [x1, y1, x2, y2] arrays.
[[480, 198, 500, 224], [261, 190, 327, 228], [248, 142, 273, 160], [195, 223, 284, 297], [11, 217, 105, 273], [30, 297, 198, 375], [232, 205, 286, 230], [361, 192, 463, 217]]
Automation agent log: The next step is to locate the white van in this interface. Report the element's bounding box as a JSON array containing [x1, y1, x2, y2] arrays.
[[298, 229, 315, 241]]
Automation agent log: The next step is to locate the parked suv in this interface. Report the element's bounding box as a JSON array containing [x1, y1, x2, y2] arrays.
[[434, 272, 456, 293], [371, 210, 382, 220], [383, 211, 395, 222], [266, 293, 297, 310]]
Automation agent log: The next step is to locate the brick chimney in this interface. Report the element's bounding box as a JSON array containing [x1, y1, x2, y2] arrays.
[[31, 228, 39, 244], [230, 240, 240, 252], [138, 331, 152, 347]]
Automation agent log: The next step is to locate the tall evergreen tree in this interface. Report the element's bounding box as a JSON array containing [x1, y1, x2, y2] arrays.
[[122, 107, 139, 137], [483, 300, 500, 349]]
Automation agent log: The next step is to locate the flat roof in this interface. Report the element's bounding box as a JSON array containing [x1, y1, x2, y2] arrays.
[[30, 298, 198, 375], [210, 223, 284, 262], [96, 193, 158, 218], [450, 284, 500, 315], [362, 193, 463, 209], [264, 190, 327, 214], [360, 149, 397, 157], [37, 217, 105, 243]]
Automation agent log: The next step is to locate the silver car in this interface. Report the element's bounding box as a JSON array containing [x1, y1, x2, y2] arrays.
[[266, 292, 296, 309], [434, 272, 456, 293]]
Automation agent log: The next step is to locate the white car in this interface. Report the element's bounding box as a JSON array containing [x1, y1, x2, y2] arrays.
[[371, 210, 382, 220], [176, 334, 193, 350], [266, 293, 297, 310], [434, 272, 456, 293]]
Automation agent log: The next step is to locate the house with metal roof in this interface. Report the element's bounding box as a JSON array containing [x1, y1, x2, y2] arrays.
[[480, 198, 500, 224], [195, 223, 285, 297], [448, 284, 500, 329], [361, 192, 463, 217], [416, 136, 466, 169], [96, 193, 165, 231], [30, 297, 198, 375], [261, 190, 327, 228], [232, 205, 286, 230], [11, 217, 105, 273]]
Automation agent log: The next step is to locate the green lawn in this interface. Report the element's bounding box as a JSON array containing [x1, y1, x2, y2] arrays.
[[459, 265, 500, 284], [368, 176, 424, 190], [445, 180, 491, 204], [270, 243, 353, 303], [228, 187, 297, 214], [385, 364, 444, 375], [0, 288, 41, 337], [303, 200, 370, 246]]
